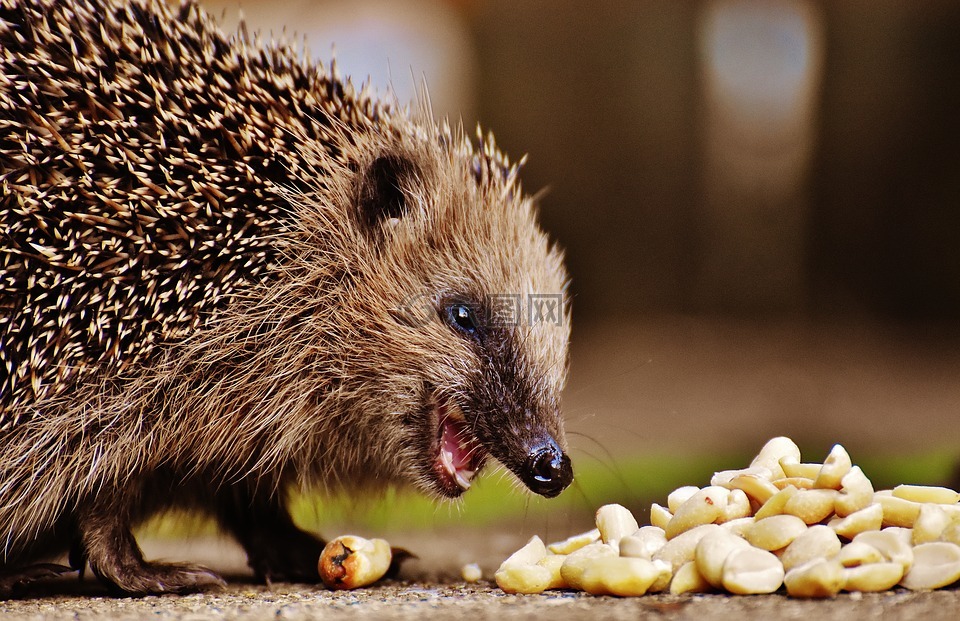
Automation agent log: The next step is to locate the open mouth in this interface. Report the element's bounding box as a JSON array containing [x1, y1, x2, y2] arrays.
[[431, 398, 487, 496]]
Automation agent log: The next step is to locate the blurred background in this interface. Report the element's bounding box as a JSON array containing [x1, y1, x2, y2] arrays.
[[174, 0, 960, 549]]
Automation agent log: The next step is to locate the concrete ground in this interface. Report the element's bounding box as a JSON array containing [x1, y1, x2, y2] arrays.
[[6, 581, 960, 621]]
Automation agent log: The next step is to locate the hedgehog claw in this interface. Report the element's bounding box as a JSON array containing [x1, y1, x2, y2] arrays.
[[96, 562, 226, 597], [78, 496, 225, 596]]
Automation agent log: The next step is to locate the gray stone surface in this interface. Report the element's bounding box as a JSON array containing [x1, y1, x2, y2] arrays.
[[3, 579, 960, 621]]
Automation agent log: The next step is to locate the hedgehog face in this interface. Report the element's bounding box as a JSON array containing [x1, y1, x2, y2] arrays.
[[343, 141, 573, 500], [424, 291, 572, 500]]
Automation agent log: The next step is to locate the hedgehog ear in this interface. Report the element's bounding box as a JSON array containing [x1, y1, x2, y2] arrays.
[[357, 155, 416, 234]]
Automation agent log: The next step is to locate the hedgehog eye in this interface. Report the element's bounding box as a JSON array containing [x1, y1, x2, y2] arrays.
[[445, 303, 479, 337]]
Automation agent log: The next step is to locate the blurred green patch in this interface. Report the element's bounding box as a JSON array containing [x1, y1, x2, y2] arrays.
[[288, 452, 728, 532], [140, 445, 957, 538], [857, 449, 957, 491]]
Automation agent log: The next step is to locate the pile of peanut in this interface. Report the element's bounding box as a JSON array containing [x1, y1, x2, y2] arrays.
[[496, 437, 960, 597]]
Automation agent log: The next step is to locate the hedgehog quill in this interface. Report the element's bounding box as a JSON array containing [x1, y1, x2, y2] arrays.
[[0, 0, 572, 596]]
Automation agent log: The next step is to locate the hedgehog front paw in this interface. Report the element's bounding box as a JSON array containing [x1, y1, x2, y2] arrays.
[[91, 561, 225, 596], [78, 497, 225, 596]]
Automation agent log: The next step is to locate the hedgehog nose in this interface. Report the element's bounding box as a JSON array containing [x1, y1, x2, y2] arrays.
[[521, 441, 573, 498]]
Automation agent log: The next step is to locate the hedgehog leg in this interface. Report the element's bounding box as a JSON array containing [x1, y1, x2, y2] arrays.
[[0, 564, 76, 598], [77, 494, 225, 596], [217, 487, 325, 583]]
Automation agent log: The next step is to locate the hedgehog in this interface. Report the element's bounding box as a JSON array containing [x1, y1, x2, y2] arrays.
[[0, 0, 572, 596]]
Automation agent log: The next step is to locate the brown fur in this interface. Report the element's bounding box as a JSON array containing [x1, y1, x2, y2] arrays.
[[0, 0, 571, 595]]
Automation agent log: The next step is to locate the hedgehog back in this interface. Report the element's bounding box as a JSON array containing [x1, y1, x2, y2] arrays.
[[0, 0, 379, 424]]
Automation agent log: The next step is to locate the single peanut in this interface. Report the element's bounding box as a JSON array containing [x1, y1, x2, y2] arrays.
[[727, 473, 779, 505], [461, 563, 483, 583], [830, 502, 883, 540], [835, 540, 884, 567], [745, 514, 808, 551], [667, 486, 701, 513], [754, 485, 799, 521], [495, 536, 552, 594], [619, 526, 667, 560], [842, 562, 903, 592], [892, 484, 960, 505], [547, 528, 600, 555], [495, 564, 554, 594], [500, 535, 547, 566], [899, 542, 960, 591], [318, 535, 393, 590], [875, 494, 922, 528], [578, 556, 663, 597], [670, 561, 712, 594], [814, 444, 852, 490], [695, 528, 751, 588], [596, 504, 640, 546], [664, 487, 729, 539], [835, 466, 874, 517], [559, 542, 618, 590], [783, 489, 838, 525], [784, 558, 845, 598], [720, 546, 785, 595], [650, 503, 672, 530], [779, 456, 822, 480], [780, 525, 842, 572], [749, 436, 802, 481], [712, 466, 774, 488]]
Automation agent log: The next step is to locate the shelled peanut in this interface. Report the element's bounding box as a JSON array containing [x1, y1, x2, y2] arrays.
[[494, 437, 960, 597], [318, 535, 393, 590]]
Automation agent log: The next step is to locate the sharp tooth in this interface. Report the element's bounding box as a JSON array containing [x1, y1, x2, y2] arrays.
[[440, 448, 455, 473], [454, 470, 472, 490]]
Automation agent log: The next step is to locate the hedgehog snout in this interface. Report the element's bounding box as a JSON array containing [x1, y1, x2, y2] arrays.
[[518, 438, 572, 498]]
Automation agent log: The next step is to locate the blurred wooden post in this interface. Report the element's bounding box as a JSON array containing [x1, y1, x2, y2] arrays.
[[695, 0, 824, 311]]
